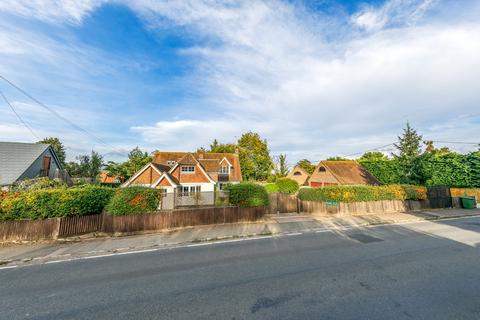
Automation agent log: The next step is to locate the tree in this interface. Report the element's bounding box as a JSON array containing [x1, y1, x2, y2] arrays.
[[358, 151, 388, 161], [273, 154, 289, 177], [424, 140, 451, 155], [37, 137, 66, 166], [466, 151, 480, 187], [208, 139, 237, 153], [104, 147, 152, 180], [326, 156, 348, 161], [65, 151, 103, 179], [393, 122, 423, 184], [296, 159, 316, 175], [237, 132, 273, 181]]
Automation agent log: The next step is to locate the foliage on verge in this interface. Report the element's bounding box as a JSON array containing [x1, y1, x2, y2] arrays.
[[298, 185, 427, 203], [0, 186, 114, 221], [226, 182, 269, 207], [105, 186, 162, 215]]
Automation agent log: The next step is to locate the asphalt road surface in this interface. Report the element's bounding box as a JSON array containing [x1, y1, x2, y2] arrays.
[[2, 216, 480, 320]]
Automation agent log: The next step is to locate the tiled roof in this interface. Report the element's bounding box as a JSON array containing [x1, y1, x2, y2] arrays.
[[0, 142, 50, 186], [152, 151, 242, 182], [321, 160, 380, 185]]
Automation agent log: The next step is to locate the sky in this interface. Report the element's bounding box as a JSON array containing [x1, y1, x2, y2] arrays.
[[0, 0, 479, 164]]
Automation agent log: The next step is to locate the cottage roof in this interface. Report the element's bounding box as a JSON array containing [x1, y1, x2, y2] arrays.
[[0, 142, 56, 186]]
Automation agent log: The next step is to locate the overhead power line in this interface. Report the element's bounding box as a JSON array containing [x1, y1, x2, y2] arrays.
[[0, 75, 110, 147], [343, 143, 395, 158], [0, 89, 40, 140]]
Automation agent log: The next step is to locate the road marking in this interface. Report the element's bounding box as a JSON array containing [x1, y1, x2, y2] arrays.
[[0, 265, 18, 270], [2, 215, 479, 270]]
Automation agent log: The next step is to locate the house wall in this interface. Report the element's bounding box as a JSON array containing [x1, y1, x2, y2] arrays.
[[309, 164, 339, 187], [171, 164, 211, 183], [286, 166, 309, 186], [130, 167, 160, 186], [18, 148, 62, 182]]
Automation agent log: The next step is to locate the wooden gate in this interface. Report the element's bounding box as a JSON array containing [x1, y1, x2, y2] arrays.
[[268, 193, 299, 214], [427, 187, 452, 209]]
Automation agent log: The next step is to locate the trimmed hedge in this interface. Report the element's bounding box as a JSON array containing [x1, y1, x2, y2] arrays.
[[275, 178, 299, 194], [298, 185, 427, 203], [0, 186, 114, 221], [105, 186, 162, 215], [226, 183, 269, 207]]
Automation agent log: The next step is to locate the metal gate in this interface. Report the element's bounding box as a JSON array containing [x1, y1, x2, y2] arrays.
[[427, 187, 452, 209]]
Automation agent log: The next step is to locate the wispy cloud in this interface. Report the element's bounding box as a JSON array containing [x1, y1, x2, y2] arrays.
[[0, 0, 479, 163]]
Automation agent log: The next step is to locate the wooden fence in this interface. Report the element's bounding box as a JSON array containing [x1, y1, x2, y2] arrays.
[[0, 206, 266, 243], [268, 192, 432, 215]]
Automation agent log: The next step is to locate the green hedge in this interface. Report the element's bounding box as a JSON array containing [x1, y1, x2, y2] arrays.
[[0, 186, 114, 221], [275, 178, 299, 194], [264, 183, 279, 193], [226, 183, 269, 207], [105, 186, 161, 215], [298, 185, 427, 203]]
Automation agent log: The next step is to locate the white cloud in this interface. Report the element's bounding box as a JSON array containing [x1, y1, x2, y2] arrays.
[[0, 0, 106, 24], [1, 0, 479, 163]]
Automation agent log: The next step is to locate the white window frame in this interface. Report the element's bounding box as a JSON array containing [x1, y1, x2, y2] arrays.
[[181, 165, 195, 174], [219, 165, 229, 174], [177, 185, 201, 196]]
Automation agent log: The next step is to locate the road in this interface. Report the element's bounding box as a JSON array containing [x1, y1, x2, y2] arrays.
[[2, 216, 480, 319]]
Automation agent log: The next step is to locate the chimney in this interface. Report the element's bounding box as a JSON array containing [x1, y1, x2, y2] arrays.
[[198, 152, 204, 159]]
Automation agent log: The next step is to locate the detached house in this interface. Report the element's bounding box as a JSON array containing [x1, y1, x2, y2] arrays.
[[121, 152, 242, 208], [308, 160, 380, 187]]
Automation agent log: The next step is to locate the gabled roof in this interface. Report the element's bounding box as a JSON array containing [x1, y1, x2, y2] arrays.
[[153, 151, 242, 181], [320, 160, 380, 185], [0, 142, 59, 186], [287, 165, 310, 186]]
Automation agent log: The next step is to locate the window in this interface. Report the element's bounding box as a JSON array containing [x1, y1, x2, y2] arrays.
[[177, 185, 201, 196], [293, 171, 302, 176], [181, 166, 195, 173], [167, 160, 176, 166], [319, 167, 326, 172], [219, 166, 229, 174]]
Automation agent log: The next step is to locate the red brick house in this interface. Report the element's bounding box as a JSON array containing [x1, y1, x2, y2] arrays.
[[308, 160, 380, 187]]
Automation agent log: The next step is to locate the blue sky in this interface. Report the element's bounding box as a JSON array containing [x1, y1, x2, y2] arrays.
[[0, 0, 479, 164]]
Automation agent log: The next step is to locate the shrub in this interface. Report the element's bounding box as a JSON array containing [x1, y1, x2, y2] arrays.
[[226, 183, 269, 207], [11, 177, 67, 191], [401, 185, 427, 200], [0, 186, 114, 221], [105, 187, 161, 215], [264, 183, 279, 193], [275, 178, 299, 194], [298, 185, 427, 203]]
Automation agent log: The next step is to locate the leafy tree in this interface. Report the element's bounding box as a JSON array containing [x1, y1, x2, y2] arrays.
[[104, 147, 152, 180], [37, 137, 66, 166], [65, 151, 103, 179], [359, 151, 388, 161], [423, 140, 451, 155], [296, 159, 316, 175], [393, 122, 423, 184], [273, 154, 289, 177], [237, 132, 273, 181], [326, 156, 348, 161], [208, 139, 237, 153], [466, 151, 480, 187]]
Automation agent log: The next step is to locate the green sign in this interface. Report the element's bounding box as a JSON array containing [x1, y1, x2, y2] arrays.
[[324, 201, 338, 206]]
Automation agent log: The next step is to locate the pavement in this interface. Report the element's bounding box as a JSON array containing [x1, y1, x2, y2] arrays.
[[2, 215, 480, 319], [1, 208, 479, 268]]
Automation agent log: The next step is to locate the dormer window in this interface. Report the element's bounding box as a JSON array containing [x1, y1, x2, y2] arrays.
[[293, 171, 301, 176], [181, 166, 195, 173], [220, 165, 229, 174], [319, 167, 326, 172], [167, 160, 176, 166]]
